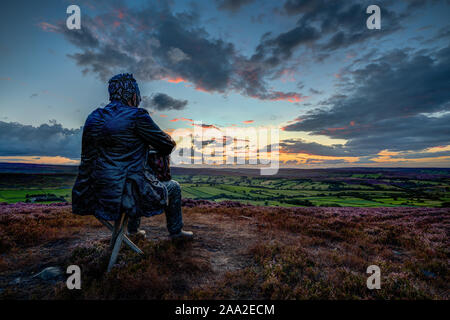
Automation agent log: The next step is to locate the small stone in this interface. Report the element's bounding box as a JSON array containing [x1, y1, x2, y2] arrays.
[[33, 266, 63, 280], [421, 270, 436, 278]]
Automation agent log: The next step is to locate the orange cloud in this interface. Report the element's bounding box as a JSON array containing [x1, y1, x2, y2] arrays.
[[324, 121, 356, 133], [266, 92, 307, 103], [371, 155, 450, 164], [191, 123, 220, 130], [242, 120, 254, 124], [37, 22, 59, 33], [425, 145, 450, 152], [377, 149, 400, 156], [195, 86, 210, 93], [0, 156, 79, 165], [170, 117, 193, 122], [278, 151, 359, 165], [163, 76, 187, 83], [159, 114, 168, 117], [326, 126, 347, 132]]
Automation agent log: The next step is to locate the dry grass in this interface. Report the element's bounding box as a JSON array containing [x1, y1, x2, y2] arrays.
[[0, 202, 448, 300]]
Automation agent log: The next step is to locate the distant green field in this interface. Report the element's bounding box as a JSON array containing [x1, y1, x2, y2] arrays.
[[0, 188, 71, 203], [0, 172, 449, 207]]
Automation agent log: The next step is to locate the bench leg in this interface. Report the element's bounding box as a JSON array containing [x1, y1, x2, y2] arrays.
[[97, 218, 143, 254], [107, 213, 128, 272]]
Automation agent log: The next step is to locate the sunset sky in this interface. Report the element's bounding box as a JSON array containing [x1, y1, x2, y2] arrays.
[[0, 0, 449, 167]]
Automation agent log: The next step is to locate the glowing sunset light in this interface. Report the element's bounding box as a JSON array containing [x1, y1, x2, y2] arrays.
[[170, 117, 193, 122], [425, 145, 450, 152], [0, 156, 79, 165], [164, 76, 187, 83], [195, 86, 210, 93], [269, 92, 307, 103]]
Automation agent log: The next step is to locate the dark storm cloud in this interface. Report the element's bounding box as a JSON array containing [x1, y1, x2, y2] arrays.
[[252, 24, 321, 61], [252, 0, 403, 68], [397, 150, 450, 159], [52, 1, 305, 102], [52, 0, 429, 105], [403, 0, 444, 9], [343, 115, 450, 155], [283, 0, 319, 15], [0, 121, 81, 158], [58, 18, 99, 49], [283, 45, 450, 154], [216, 0, 255, 12], [279, 139, 351, 157], [234, 0, 408, 100], [142, 93, 188, 111], [58, 3, 236, 94]]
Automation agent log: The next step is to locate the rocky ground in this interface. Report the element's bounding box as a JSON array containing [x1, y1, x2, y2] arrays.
[[0, 201, 448, 299]]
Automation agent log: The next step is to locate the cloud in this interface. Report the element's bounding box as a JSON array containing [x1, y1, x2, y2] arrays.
[[0, 121, 81, 159], [216, 0, 255, 12], [58, 18, 100, 49], [49, 1, 304, 102], [225, 0, 409, 102], [259, 91, 307, 103], [283, 45, 450, 155], [279, 139, 351, 157], [37, 22, 59, 33], [253, 0, 403, 68], [58, 4, 235, 93], [191, 123, 221, 131], [309, 88, 323, 95], [167, 47, 190, 63], [170, 117, 193, 122], [141, 93, 188, 111], [242, 120, 254, 124]]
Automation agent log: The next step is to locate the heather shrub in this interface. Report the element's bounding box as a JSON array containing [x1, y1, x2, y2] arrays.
[[55, 239, 210, 299], [0, 203, 448, 300]]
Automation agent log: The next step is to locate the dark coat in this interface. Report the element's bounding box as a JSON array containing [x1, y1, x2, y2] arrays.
[[72, 101, 176, 221]]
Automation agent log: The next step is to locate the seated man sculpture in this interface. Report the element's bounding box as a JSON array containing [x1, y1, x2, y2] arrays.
[[72, 73, 193, 240]]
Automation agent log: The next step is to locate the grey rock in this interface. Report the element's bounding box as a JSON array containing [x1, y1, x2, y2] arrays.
[[33, 266, 63, 280], [421, 270, 436, 278], [422, 270, 436, 278]]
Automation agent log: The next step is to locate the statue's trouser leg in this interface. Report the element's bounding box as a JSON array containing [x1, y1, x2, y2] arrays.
[[127, 179, 184, 235], [162, 180, 184, 235], [127, 216, 141, 233]]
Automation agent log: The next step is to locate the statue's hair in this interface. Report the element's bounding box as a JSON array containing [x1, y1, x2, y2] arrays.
[[108, 73, 141, 105]]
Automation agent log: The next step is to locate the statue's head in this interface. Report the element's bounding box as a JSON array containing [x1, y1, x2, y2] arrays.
[[108, 73, 141, 107]]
